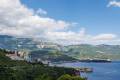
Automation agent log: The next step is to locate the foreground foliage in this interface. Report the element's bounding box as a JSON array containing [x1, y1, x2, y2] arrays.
[[57, 74, 86, 80], [0, 49, 85, 80]]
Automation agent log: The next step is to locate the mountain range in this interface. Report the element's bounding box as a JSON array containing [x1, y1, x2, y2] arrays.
[[0, 35, 120, 60], [64, 44, 120, 60]]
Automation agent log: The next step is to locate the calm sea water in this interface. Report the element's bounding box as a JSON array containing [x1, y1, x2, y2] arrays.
[[55, 61, 120, 80]]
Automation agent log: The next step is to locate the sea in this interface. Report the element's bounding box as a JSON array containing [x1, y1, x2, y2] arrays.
[[55, 61, 120, 80]]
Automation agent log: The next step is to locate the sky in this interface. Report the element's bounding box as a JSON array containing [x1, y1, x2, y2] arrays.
[[0, 0, 120, 45]]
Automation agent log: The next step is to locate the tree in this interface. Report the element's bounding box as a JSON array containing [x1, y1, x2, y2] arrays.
[[72, 76, 86, 80], [57, 74, 72, 80], [0, 65, 15, 80], [35, 74, 52, 80], [57, 74, 86, 80]]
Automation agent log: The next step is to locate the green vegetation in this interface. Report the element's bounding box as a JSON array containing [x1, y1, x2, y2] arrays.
[[1, 35, 120, 61], [57, 74, 86, 80], [0, 49, 85, 80], [30, 50, 77, 62], [64, 44, 120, 60]]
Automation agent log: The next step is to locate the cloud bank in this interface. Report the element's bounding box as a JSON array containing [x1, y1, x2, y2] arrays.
[[0, 0, 70, 37], [0, 0, 119, 45], [107, 0, 120, 7]]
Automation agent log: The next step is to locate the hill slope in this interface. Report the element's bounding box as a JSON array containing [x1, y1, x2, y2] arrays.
[[64, 44, 120, 60]]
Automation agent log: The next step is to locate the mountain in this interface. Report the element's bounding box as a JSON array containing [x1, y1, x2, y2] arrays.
[[0, 35, 76, 62], [0, 35, 120, 60], [0, 35, 61, 51], [64, 44, 120, 60], [0, 48, 84, 80], [30, 49, 77, 62]]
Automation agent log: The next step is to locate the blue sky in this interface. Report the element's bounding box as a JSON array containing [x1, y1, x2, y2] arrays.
[[0, 0, 120, 45], [21, 0, 120, 35]]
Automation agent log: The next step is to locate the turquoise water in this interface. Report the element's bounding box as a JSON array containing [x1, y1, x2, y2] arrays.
[[56, 61, 120, 80]]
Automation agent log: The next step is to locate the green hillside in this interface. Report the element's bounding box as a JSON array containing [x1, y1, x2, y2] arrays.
[[64, 44, 120, 60], [30, 49, 77, 62], [0, 49, 84, 80]]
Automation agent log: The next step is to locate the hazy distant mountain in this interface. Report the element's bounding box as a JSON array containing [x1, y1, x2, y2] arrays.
[[0, 35, 37, 50], [0, 35, 61, 51], [0, 35, 76, 62], [0, 35, 120, 60], [30, 49, 77, 62], [64, 44, 120, 60]]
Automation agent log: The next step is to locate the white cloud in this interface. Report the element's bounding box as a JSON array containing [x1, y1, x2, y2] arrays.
[[0, 0, 71, 38], [92, 34, 117, 41], [45, 28, 119, 45], [0, 0, 119, 45], [46, 28, 87, 42], [36, 8, 47, 15], [107, 0, 120, 7]]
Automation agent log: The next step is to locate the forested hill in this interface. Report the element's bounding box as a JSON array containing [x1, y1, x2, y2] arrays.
[[1, 35, 120, 60], [64, 44, 120, 60], [0, 49, 85, 80]]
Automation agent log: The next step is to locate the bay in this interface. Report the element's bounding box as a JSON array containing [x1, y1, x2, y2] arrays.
[[55, 61, 120, 80]]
